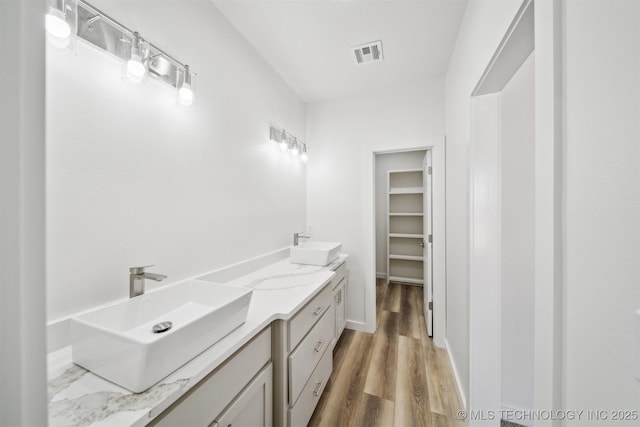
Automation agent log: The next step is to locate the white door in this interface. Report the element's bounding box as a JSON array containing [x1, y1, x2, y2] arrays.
[[423, 151, 434, 336]]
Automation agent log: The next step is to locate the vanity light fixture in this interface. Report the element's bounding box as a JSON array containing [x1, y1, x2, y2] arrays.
[[178, 65, 196, 106], [269, 127, 281, 145], [123, 32, 147, 84], [45, 0, 196, 107], [269, 126, 308, 163], [45, 0, 77, 49], [280, 130, 289, 151]]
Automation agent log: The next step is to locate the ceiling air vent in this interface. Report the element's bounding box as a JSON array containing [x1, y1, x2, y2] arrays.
[[351, 41, 383, 65]]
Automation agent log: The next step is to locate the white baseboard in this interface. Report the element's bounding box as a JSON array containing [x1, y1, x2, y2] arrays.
[[501, 404, 534, 427], [444, 338, 467, 410], [346, 319, 373, 333], [376, 272, 387, 279]]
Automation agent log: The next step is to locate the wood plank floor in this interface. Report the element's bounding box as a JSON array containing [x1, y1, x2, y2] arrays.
[[308, 279, 467, 427]]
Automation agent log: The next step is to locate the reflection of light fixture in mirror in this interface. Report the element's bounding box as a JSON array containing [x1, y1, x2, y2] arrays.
[[46, 0, 76, 49], [300, 144, 308, 163], [280, 130, 288, 151], [270, 126, 280, 145], [123, 32, 147, 84], [291, 138, 299, 157], [178, 65, 195, 106]]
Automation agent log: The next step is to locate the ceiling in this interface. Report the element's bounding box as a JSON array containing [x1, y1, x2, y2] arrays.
[[212, 0, 468, 103]]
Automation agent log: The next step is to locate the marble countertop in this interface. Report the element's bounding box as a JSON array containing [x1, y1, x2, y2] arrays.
[[47, 255, 347, 427]]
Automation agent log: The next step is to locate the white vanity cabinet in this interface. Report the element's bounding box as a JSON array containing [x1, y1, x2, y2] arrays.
[[151, 327, 272, 427], [273, 259, 348, 427]]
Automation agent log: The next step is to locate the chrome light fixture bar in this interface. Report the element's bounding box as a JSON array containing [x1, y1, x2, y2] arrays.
[[46, 0, 196, 106], [269, 126, 308, 163]]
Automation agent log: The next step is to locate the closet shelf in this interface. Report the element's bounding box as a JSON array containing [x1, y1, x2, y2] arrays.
[[389, 233, 424, 239], [389, 254, 424, 261], [388, 276, 424, 285], [387, 168, 425, 288], [389, 187, 423, 195]]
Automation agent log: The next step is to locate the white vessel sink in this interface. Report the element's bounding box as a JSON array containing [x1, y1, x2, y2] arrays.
[[290, 241, 342, 266], [71, 280, 252, 393]]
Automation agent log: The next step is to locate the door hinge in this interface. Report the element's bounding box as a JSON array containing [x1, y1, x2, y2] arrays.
[[428, 301, 433, 310], [428, 166, 432, 175], [428, 234, 432, 243]]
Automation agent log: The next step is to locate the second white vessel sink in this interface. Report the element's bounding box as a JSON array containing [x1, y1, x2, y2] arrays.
[[290, 241, 342, 266], [71, 280, 252, 393]]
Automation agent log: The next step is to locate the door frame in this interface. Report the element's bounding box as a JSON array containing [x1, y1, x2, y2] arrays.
[[424, 150, 434, 336], [468, 0, 564, 423], [0, 0, 48, 424], [364, 136, 446, 347]]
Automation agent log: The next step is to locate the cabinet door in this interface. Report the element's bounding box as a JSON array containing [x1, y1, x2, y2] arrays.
[[212, 363, 273, 427]]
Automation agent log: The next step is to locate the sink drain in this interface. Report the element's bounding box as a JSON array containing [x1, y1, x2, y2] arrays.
[[152, 321, 173, 334]]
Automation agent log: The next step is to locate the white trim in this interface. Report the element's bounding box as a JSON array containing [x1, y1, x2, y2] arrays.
[[0, 0, 47, 423], [364, 138, 446, 344], [533, 1, 564, 422], [472, 0, 534, 96], [445, 338, 467, 410], [376, 272, 387, 279], [345, 320, 368, 332], [469, 92, 503, 421]]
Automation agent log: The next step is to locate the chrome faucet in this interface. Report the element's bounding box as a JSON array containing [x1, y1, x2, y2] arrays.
[[293, 232, 311, 246], [129, 265, 167, 298]]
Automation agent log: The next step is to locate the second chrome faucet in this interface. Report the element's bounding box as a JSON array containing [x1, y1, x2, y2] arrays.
[[293, 232, 311, 246], [129, 265, 167, 298]]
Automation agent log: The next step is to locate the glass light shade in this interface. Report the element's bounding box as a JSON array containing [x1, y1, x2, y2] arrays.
[[122, 32, 147, 84], [291, 142, 299, 157], [177, 65, 196, 107], [300, 152, 308, 163], [280, 131, 288, 150], [179, 84, 194, 106], [126, 55, 146, 83], [269, 127, 280, 144], [45, 7, 71, 49]]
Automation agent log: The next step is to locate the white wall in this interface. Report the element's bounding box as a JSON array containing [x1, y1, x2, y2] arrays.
[[307, 77, 444, 330], [445, 0, 523, 405], [46, 0, 307, 321], [563, 0, 640, 421], [500, 54, 534, 415], [374, 150, 426, 276]]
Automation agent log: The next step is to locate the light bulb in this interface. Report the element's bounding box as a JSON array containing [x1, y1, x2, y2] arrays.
[[280, 141, 288, 151], [126, 54, 146, 84], [291, 145, 299, 157], [45, 8, 71, 49], [177, 65, 195, 107], [301, 152, 308, 163], [178, 84, 194, 106]]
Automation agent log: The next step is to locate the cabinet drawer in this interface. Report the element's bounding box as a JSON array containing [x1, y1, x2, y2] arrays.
[[288, 344, 332, 427], [151, 327, 271, 427], [288, 284, 332, 352], [331, 262, 347, 289], [288, 304, 334, 405]]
